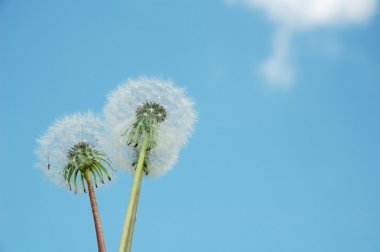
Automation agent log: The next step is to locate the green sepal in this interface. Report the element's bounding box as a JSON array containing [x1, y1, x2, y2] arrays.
[[67, 165, 75, 190], [81, 173, 86, 193], [90, 168, 98, 188], [73, 169, 80, 194], [93, 165, 105, 184], [96, 161, 111, 181]]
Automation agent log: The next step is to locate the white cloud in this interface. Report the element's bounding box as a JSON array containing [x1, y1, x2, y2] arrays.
[[228, 0, 378, 87], [261, 28, 294, 87]]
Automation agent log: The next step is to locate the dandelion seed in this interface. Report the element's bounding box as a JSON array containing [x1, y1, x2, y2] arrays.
[[103, 77, 196, 252], [35, 112, 113, 252]]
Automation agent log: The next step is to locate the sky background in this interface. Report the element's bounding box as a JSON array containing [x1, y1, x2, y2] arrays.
[[1, 0, 380, 252]]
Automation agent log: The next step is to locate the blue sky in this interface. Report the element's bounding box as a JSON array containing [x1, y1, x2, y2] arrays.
[[1, 0, 380, 251]]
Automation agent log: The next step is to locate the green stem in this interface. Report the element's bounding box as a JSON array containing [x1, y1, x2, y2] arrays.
[[118, 135, 150, 252], [84, 170, 107, 252]]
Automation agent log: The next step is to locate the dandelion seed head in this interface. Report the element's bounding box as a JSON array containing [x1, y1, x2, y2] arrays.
[[103, 77, 196, 177], [35, 112, 113, 191]]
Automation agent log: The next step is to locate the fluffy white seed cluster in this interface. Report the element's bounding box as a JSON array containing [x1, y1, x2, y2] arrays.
[[103, 77, 196, 177], [35, 112, 109, 189]]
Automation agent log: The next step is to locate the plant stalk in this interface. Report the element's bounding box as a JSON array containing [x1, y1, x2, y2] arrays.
[[85, 170, 107, 252], [118, 135, 149, 252]]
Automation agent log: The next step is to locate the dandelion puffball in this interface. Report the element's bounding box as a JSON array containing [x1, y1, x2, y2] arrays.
[[103, 77, 196, 177], [35, 112, 113, 192]]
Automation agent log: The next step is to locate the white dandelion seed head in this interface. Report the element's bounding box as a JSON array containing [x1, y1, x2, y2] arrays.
[[35, 112, 112, 190], [103, 76, 196, 177]]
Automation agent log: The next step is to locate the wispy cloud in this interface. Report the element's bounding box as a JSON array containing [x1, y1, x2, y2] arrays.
[[227, 0, 377, 87]]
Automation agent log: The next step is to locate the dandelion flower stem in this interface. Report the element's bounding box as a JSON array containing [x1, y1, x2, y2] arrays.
[[118, 135, 150, 252], [84, 170, 107, 252]]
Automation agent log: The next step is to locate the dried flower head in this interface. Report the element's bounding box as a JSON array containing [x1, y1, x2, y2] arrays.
[[103, 77, 196, 177], [35, 112, 113, 192]]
